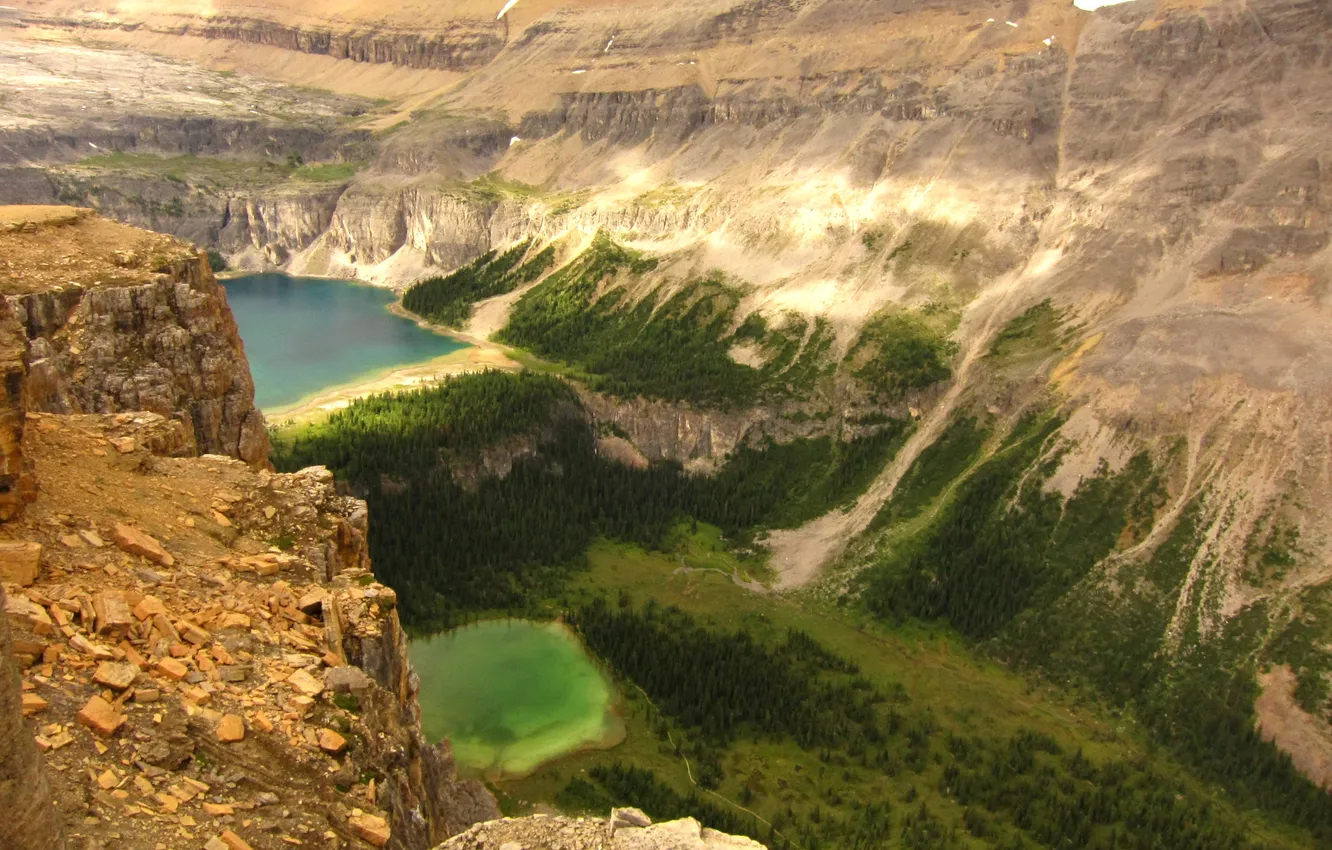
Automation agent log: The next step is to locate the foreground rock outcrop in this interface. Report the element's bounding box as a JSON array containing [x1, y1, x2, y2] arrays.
[[0, 584, 64, 850], [440, 809, 765, 850], [0, 208, 500, 848], [0, 207, 269, 465], [2, 410, 497, 849]]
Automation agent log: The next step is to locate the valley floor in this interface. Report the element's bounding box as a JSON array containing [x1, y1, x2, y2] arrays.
[[491, 537, 1311, 850]]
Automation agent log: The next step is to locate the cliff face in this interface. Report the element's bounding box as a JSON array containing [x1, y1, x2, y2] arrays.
[[0, 204, 496, 850], [0, 207, 269, 465], [0, 297, 34, 520], [23, 11, 506, 72], [579, 390, 832, 468]]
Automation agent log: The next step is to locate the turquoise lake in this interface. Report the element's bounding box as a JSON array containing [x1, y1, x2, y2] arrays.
[[222, 272, 468, 412], [410, 619, 620, 777]]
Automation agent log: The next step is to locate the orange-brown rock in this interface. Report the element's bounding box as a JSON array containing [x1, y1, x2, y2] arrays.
[[76, 695, 125, 737], [349, 812, 391, 848], [92, 661, 138, 691], [154, 657, 189, 681], [218, 830, 255, 850], [91, 591, 133, 638], [318, 728, 347, 755], [111, 523, 174, 568], [216, 714, 246, 743], [0, 540, 41, 586]]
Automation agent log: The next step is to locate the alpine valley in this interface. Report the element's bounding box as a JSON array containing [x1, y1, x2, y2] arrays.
[[2, 1, 1332, 850]]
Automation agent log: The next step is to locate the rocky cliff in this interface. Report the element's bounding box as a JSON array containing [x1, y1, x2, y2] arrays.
[[1, 409, 499, 850], [0, 207, 269, 465], [0, 204, 503, 850], [0, 584, 64, 850]]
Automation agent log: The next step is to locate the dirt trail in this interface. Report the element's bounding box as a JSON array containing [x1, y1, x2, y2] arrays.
[[765, 273, 1027, 590]]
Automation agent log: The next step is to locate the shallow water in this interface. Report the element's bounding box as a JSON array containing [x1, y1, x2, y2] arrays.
[[222, 272, 468, 412], [409, 619, 618, 777]]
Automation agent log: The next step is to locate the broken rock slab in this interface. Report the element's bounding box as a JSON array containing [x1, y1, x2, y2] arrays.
[[349, 812, 390, 847], [216, 714, 246, 743], [92, 591, 133, 638], [76, 695, 125, 736], [111, 522, 175, 567], [0, 539, 41, 585], [92, 660, 138, 691], [610, 807, 654, 832], [325, 665, 373, 694]]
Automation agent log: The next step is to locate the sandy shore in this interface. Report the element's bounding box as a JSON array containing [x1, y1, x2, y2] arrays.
[[264, 342, 521, 426]]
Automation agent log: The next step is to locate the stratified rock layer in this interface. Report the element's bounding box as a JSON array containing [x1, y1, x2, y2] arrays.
[[0, 294, 33, 519], [0, 207, 269, 465]]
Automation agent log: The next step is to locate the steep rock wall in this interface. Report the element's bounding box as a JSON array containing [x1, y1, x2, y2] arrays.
[[0, 208, 269, 465], [24, 12, 505, 72], [578, 389, 831, 467]]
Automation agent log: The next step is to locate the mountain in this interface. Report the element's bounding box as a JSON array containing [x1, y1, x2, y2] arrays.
[[3, 0, 1332, 844]]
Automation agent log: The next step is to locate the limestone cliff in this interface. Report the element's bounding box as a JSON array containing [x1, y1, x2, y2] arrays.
[[0, 207, 269, 465]]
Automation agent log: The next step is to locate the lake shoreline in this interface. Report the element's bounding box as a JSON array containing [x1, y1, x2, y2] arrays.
[[264, 343, 520, 426], [410, 617, 626, 783]]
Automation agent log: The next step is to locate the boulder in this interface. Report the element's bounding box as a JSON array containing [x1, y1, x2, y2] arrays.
[[92, 661, 138, 691], [76, 696, 125, 736], [216, 714, 246, 743], [0, 541, 40, 586], [609, 807, 653, 833], [111, 522, 174, 567]]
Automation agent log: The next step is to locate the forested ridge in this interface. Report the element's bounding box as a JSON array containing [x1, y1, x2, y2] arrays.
[[859, 406, 1332, 844], [481, 233, 961, 408], [265, 326, 1332, 847], [402, 239, 555, 328], [271, 370, 907, 629]]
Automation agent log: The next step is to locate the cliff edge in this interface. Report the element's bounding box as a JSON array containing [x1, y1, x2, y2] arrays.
[[0, 206, 269, 466], [0, 208, 500, 849]]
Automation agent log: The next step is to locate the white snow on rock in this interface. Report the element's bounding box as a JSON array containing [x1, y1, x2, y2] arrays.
[[1074, 0, 1138, 10]]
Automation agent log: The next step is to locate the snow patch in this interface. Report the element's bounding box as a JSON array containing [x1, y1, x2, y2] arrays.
[[1073, 0, 1138, 10]]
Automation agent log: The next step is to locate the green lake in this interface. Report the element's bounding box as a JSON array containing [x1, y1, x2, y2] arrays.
[[409, 619, 619, 777], [222, 272, 469, 412]]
